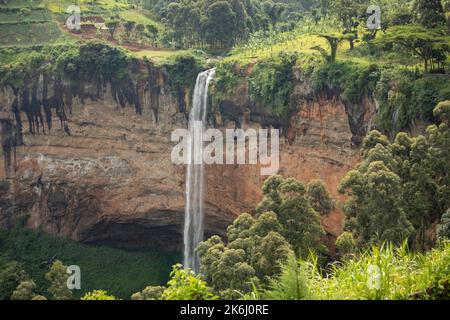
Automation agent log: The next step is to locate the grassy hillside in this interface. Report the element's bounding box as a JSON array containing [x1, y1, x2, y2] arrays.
[[0, 226, 180, 299]]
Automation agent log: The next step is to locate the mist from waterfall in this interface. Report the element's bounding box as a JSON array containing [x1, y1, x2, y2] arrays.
[[183, 68, 215, 273]]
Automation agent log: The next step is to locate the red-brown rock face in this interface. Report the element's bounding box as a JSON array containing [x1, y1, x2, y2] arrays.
[[0, 67, 375, 253]]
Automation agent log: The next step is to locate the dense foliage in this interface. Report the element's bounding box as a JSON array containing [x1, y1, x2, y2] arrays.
[[161, 264, 219, 300], [81, 290, 119, 300], [339, 103, 450, 250], [195, 176, 331, 298], [375, 68, 450, 132], [268, 241, 450, 300], [248, 52, 298, 122], [0, 226, 178, 299], [145, 0, 289, 49]]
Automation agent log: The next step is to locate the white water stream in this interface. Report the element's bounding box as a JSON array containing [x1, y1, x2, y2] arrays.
[[183, 68, 215, 272]]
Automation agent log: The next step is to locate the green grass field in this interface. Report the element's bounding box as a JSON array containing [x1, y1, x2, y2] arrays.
[[131, 48, 191, 64], [0, 21, 74, 46]]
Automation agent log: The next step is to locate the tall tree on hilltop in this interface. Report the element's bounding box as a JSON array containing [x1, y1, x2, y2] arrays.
[[204, 1, 237, 49], [412, 0, 446, 28], [331, 0, 365, 50]]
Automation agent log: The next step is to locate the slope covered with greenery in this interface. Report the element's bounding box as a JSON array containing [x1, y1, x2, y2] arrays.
[[0, 226, 179, 299]]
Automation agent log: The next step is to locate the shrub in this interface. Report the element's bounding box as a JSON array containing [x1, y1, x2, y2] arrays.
[[305, 241, 450, 300], [249, 52, 298, 123], [0, 226, 177, 299], [0, 261, 28, 300], [438, 209, 450, 241], [161, 264, 219, 300], [11, 280, 37, 300], [45, 260, 72, 300], [335, 232, 357, 257], [81, 290, 118, 300], [131, 286, 165, 300], [264, 253, 310, 300]]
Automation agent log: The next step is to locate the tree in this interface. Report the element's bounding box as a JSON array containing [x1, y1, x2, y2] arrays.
[[124, 21, 136, 39], [330, 0, 365, 49], [146, 24, 159, 46], [81, 290, 118, 300], [335, 232, 357, 258], [161, 264, 218, 300], [339, 105, 450, 250], [339, 151, 414, 246], [45, 260, 72, 300], [306, 180, 335, 215], [204, 1, 237, 49], [105, 20, 119, 40], [0, 261, 28, 300], [135, 23, 145, 42], [374, 25, 450, 72], [256, 175, 326, 258], [263, 1, 286, 28], [230, 0, 250, 42], [197, 211, 293, 298], [131, 286, 165, 300], [165, 0, 201, 47], [412, 0, 446, 28], [437, 209, 450, 241], [11, 280, 37, 300], [319, 0, 331, 18], [314, 33, 350, 63]]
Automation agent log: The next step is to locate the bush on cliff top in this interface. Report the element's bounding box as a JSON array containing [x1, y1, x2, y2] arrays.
[[162, 51, 205, 93], [0, 42, 133, 88], [248, 52, 298, 123]]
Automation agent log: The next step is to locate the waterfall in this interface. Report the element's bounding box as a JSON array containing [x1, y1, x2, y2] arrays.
[[184, 68, 215, 273]]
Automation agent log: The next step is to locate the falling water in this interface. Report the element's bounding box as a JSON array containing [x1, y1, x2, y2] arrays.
[[184, 68, 215, 272]]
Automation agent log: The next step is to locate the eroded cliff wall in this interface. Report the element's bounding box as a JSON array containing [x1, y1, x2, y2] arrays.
[[0, 62, 376, 253]]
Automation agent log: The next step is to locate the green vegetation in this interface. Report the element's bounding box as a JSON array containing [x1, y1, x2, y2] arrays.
[[131, 285, 165, 300], [438, 209, 450, 241], [375, 68, 450, 132], [269, 241, 450, 300], [0, 21, 73, 47], [148, 0, 288, 50], [160, 264, 219, 300], [0, 0, 449, 302], [255, 175, 327, 257], [374, 25, 449, 73], [45, 260, 73, 300], [162, 50, 205, 92], [412, 0, 446, 28], [81, 290, 119, 300], [10, 280, 38, 300], [0, 260, 28, 300], [0, 226, 179, 299], [109, 241, 450, 300], [248, 52, 298, 122], [339, 103, 450, 251], [194, 175, 331, 298], [197, 214, 293, 299]]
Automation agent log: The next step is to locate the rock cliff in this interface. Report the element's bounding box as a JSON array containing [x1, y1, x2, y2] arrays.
[[0, 62, 376, 253]]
